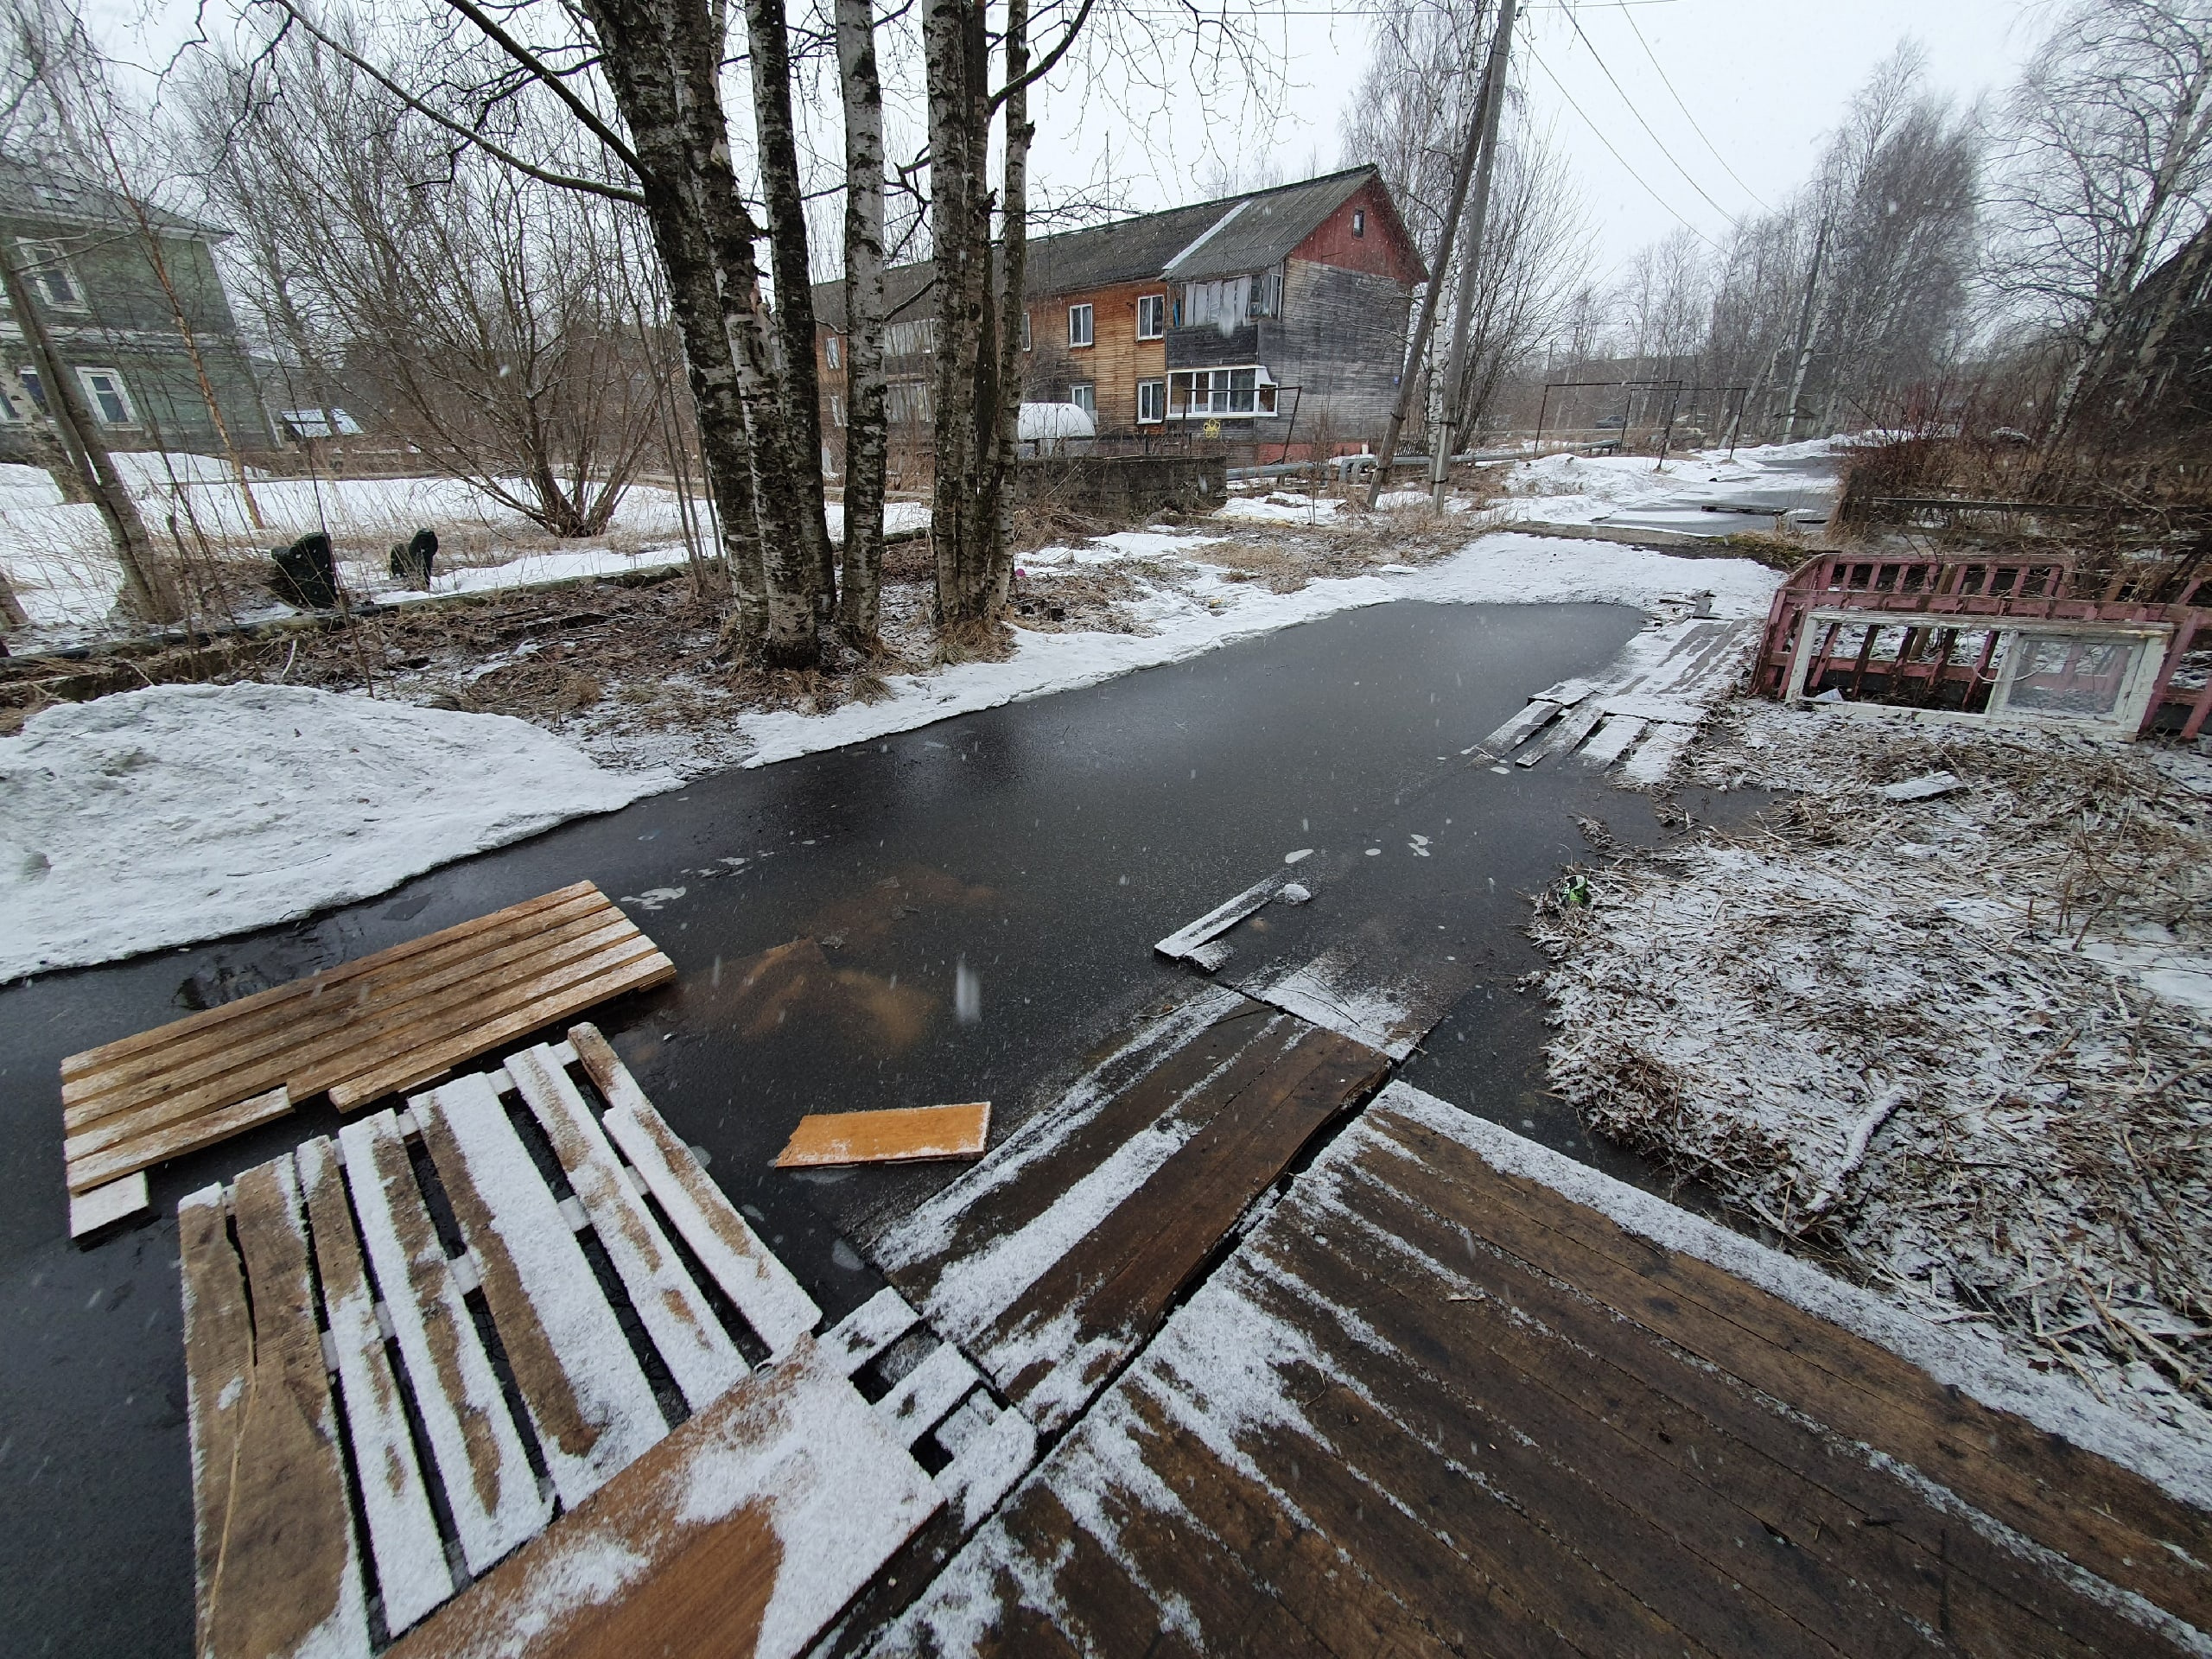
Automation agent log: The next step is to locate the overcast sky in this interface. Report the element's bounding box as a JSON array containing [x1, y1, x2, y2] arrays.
[[83, 0, 2046, 281]]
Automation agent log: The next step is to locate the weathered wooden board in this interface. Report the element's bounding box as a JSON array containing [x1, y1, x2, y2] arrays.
[[572, 1024, 820, 1357], [387, 1336, 943, 1659], [1479, 696, 1562, 753], [877, 988, 1388, 1432], [874, 1084, 2209, 1658], [1579, 711, 1647, 766], [67, 1168, 148, 1239], [338, 1109, 549, 1574], [1153, 873, 1287, 963], [60, 882, 673, 1198], [774, 1103, 992, 1169], [414, 1071, 667, 1507], [506, 1043, 745, 1410]]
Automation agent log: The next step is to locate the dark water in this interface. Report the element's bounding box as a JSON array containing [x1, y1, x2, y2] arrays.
[[0, 598, 1755, 1655]]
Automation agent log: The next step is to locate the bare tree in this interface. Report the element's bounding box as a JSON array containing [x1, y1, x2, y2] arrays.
[[1992, 0, 2212, 432], [834, 0, 891, 645]]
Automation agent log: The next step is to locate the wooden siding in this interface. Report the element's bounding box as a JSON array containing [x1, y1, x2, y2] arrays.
[[1291, 174, 1425, 285], [1020, 276, 1168, 435]]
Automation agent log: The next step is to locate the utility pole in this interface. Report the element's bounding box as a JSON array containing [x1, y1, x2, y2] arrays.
[[1433, 0, 1517, 509], [0, 240, 180, 622], [1365, 0, 1501, 511]]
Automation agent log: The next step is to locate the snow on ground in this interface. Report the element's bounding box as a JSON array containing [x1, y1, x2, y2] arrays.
[[1496, 437, 1840, 534], [733, 531, 1780, 771], [0, 683, 673, 978], [1534, 696, 2212, 1445]]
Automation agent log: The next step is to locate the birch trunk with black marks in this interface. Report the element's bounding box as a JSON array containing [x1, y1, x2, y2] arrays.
[[579, 0, 824, 662], [0, 239, 179, 622], [745, 0, 835, 620], [923, 0, 1002, 626], [835, 0, 890, 644], [988, 0, 1031, 616]]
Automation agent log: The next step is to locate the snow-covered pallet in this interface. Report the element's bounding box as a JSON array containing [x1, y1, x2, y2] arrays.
[[177, 1026, 1033, 1659], [62, 881, 675, 1238]]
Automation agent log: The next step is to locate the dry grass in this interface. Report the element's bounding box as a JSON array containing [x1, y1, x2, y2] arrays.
[[1533, 698, 2212, 1436]]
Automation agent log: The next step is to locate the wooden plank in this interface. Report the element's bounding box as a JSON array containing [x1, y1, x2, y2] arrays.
[[387, 1335, 942, 1659], [822, 1287, 922, 1377], [338, 1110, 548, 1574], [1619, 719, 1695, 785], [1579, 712, 1646, 766], [64, 882, 600, 1086], [772, 1103, 991, 1169], [571, 1023, 821, 1356], [62, 888, 615, 1122], [1516, 696, 1607, 766], [1153, 872, 1287, 962], [296, 1136, 454, 1637], [1480, 697, 1562, 753], [415, 1073, 665, 1507], [179, 1185, 253, 1658], [932, 1405, 1036, 1531], [1363, 1107, 2212, 1634], [202, 1157, 372, 1659], [66, 1084, 291, 1197], [67, 1169, 147, 1237], [874, 1343, 982, 1447], [505, 1043, 744, 1411], [330, 941, 673, 1110]]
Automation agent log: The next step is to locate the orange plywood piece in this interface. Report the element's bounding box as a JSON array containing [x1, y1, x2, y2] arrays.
[[774, 1103, 992, 1169]]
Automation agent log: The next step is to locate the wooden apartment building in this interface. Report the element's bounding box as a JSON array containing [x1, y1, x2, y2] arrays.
[[811, 166, 1425, 466]]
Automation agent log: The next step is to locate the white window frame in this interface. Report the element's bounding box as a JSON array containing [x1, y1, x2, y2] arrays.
[[825, 334, 842, 370], [1067, 303, 1094, 348], [1136, 294, 1166, 340], [829, 391, 845, 427], [1351, 207, 1366, 237], [1166, 365, 1276, 419], [1136, 378, 1165, 424], [78, 365, 138, 427], [1069, 381, 1096, 417], [16, 238, 85, 310], [1784, 609, 2172, 737], [1021, 311, 1033, 351]]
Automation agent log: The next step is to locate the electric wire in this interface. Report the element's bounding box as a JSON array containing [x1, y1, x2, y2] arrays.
[[1521, 36, 1720, 249], [1621, 2, 1770, 210], [1556, 2, 1739, 225]]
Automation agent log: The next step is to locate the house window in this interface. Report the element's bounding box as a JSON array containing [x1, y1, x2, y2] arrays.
[[1137, 294, 1166, 340], [830, 392, 845, 427], [1182, 276, 1250, 331], [1067, 303, 1093, 347], [1021, 311, 1032, 350], [826, 334, 842, 370], [16, 239, 83, 309], [1137, 378, 1165, 424], [1167, 366, 1275, 419], [1251, 270, 1282, 318], [1351, 208, 1366, 238], [17, 367, 47, 411], [79, 366, 137, 426], [1070, 382, 1096, 417]]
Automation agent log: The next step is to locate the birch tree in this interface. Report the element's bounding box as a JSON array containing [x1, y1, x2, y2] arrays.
[[835, 0, 891, 645]]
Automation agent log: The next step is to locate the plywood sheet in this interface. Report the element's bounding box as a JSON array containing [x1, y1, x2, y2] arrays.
[[773, 1103, 991, 1169]]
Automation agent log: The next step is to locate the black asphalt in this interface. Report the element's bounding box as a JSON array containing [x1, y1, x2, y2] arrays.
[[0, 597, 1754, 1655]]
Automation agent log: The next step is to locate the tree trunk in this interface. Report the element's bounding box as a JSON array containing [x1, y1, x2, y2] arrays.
[[988, 0, 1032, 616], [0, 240, 181, 623], [1783, 219, 1829, 442], [580, 0, 821, 662], [745, 0, 836, 620], [922, 0, 1001, 625], [6, 367, 90, 503], [835, 0, 891, 644]]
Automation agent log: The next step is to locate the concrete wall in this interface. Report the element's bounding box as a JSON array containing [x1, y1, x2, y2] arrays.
[[1014, 453, 1225, 518]]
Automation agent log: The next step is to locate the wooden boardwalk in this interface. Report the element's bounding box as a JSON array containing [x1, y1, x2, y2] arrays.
[[875, 1084, 2212, 1657]]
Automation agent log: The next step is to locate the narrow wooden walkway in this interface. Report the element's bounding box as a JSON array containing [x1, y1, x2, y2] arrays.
[[876, 1084, 2212, 1657]]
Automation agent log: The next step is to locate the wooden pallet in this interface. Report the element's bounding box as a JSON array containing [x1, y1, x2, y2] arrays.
[[64, 882, 674, 1236], [879, 1084, 2212, 1656], [180, 1027, 1033, 1658]]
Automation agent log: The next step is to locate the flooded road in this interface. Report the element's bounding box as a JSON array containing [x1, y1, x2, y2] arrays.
[[0, 596, 1752, 1654]]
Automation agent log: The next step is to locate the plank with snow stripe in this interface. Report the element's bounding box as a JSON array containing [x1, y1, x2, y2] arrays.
[[874, 1342, 983, 1448], [1153, 873, 1287, 963], [505, 1043, 746, 1411], [339, 1110, 548, 1573], [413, 1072, 667, 1507], [570, 1023, 821, 1356], [1480, 697, 1563, 753], [296, 1135, 454, 1636]]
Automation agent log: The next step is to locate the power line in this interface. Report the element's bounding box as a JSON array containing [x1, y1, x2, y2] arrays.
[[1521, 37, 1719, 250], [1555, 2, 1738, 226], [1620, 3, 1770, 211]]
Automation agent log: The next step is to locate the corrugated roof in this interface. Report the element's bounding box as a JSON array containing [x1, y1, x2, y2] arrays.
[[1164, 170, 1375, 282], [812, 165, 1394, 325]]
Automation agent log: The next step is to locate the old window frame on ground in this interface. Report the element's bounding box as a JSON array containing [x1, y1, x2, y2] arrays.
[[1137, 378, 1165, 424], [1067, 303, 1094, 348], [1783, 609, 2174, 736], [16, 238, 85, 310], [1137, 294, 1166, 340], [77, 366, 138, 427]]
